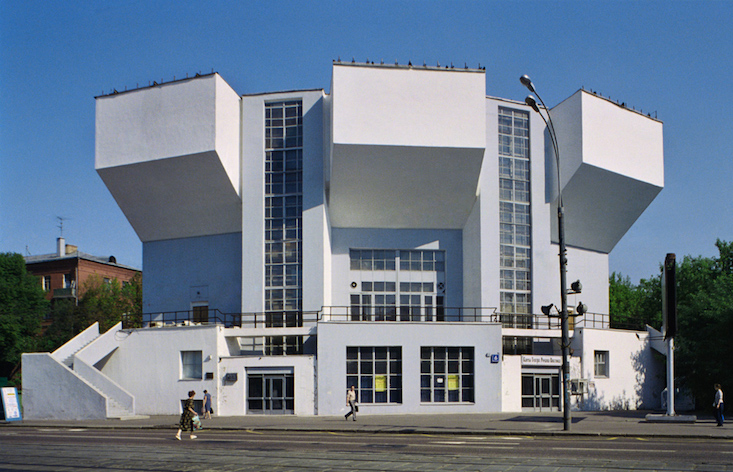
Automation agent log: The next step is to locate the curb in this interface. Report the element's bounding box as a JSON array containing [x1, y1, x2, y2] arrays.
[[3, 421, 731, 440]]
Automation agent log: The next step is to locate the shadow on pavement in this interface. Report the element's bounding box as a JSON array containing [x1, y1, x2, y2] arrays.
[[501, 415, 585, 424]]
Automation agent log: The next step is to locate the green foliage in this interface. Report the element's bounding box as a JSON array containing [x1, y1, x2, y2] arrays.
[[609, 271, 661, 330], [40, 299, 77, 352], [0, 253, 49, 379], [674, 240, 733, 406], [611, 239, 733, 408], [43, 272, 143, 351]]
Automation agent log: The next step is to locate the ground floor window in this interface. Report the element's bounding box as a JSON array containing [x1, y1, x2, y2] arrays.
[[420, 347, 474, 403], [180, 351, 202, 380], [247, 373, 294, 414], [594, 350, 609, 378], [346, 346, 402, 404], [521, 372, 560, 411]]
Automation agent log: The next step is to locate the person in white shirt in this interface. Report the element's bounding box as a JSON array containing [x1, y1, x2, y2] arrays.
[[713, 384, 724, 427], [344, 385, 357, 421]]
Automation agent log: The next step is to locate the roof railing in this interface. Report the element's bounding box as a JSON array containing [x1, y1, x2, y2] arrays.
[[124, 308, 618, 331]]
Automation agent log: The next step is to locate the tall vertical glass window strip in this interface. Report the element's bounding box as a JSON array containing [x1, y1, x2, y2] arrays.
[[498, 107, 532, 316], [265, 101, 303, 337]]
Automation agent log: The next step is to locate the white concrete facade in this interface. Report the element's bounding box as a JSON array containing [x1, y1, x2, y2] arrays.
[[23, 63, 665, 419], [317, 322, 503, 415]]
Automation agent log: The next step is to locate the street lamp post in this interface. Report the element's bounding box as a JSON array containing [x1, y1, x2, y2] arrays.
[[521, 75, 572, 431]]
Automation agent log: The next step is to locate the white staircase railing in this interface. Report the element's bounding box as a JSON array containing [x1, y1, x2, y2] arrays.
[[51, 322, 101, 367], [31, 321, 137, 418], [74, 322, 135, 416]]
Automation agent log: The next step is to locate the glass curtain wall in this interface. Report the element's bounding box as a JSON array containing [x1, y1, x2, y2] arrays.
[[264, 101, 303, 354], [498, 107, 532, 320]]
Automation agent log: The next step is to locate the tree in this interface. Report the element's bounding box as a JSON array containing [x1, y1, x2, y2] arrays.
[[0, 253, 48, 383], [42, 272, 143, 351], [609, 271, 661, 330], [610, 240, 733, 409], [674, 240, 733, 406], [121, 272, 143, 328], [40, 298, 77, 352], [78, 272, 142, 331]]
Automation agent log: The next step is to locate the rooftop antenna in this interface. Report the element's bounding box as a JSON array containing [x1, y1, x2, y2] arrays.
[[57, 216, 70, 237]]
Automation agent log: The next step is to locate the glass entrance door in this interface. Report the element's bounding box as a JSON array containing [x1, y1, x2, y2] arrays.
[[521, 373, 560, 411], [247, 373, 294, 414]]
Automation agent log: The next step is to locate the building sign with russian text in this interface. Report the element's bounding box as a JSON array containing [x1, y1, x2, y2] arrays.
[[521, 355, 562, 367]]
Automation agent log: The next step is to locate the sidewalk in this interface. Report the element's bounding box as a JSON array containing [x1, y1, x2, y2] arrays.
[[3, 411, 731, 439]]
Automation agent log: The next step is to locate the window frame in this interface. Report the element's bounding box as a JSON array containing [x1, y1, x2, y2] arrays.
[[180, 350, 203, 380], [594, 350, 609, 378], [420, 346, 475, 403], [42, 275, 51, 292], [498, 106, 532, 316], [346, 346, 402, 404], [349, 249, 446, 322]]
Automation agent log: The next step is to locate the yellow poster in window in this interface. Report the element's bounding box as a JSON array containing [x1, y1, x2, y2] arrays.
[[375, 375, 387, 392], [447, 375, 459, 391]]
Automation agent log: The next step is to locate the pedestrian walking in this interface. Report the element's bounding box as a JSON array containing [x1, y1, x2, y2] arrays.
[[175, 390, 198, 440], [714, 383, 724, 427], [344, 385, 357, 421], [203, 389, 212, 419]]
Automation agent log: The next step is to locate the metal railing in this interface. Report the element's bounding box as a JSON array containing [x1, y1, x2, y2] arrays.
[[125, 309, 321, 330], [574, 312, 611, 330], [319, 306, 499, 323], [125, 308, 613, 331], [53, 287, 77, 299], [498, 312, 613, 330]]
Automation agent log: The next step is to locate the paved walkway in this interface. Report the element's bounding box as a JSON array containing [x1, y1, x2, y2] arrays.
[[3, 411, 731, 439]]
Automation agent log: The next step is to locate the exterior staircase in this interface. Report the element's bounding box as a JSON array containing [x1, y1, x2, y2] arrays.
[[22, 322, 141, 420]]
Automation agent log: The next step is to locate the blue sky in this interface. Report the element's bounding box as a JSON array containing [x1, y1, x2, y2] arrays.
[[1, 1, 731, 284]]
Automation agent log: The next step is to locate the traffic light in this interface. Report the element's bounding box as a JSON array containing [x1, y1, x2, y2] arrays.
[[662, 253, 677, 339]]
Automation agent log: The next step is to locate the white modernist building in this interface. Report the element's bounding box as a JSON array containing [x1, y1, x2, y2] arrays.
[[23, 62, 666, 419]]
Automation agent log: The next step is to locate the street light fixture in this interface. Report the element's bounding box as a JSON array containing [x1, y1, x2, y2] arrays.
[[520, 74, 572, 431]]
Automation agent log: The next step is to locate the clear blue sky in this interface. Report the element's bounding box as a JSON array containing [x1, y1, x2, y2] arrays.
[[1, 1, 731, 284]]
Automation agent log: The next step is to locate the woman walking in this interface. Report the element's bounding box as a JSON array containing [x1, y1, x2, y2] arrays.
[[175, 390, 198, 440], [203, 390, 212, 419]]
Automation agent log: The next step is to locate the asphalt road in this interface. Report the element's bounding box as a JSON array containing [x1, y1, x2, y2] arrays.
[[1, 427, 731, 471]]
